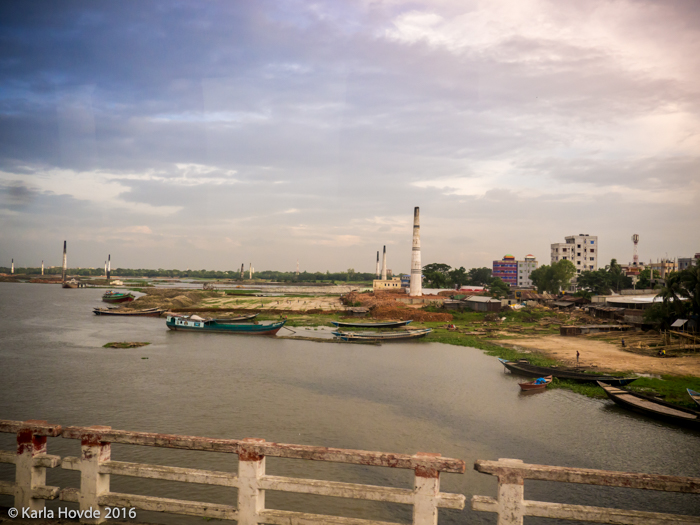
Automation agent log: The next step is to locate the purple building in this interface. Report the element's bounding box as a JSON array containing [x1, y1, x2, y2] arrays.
[[493, 255, 518, 286]]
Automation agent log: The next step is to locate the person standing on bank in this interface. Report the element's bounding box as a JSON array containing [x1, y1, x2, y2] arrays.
[[576, 350, 580, 365]]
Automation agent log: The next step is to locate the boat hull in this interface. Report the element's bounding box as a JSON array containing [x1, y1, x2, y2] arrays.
[[331, 320, 413, 329], [687, 389, 700, 408], [102, 292, 135, 303], [518, 376, 552, 391], [600, 382, 700, 429], [94, 308, 164, 317], [332, 328, 431, 342], [166, 316, 285, 335], [62, 283, 78, 289], [498, 358, 637, 386]]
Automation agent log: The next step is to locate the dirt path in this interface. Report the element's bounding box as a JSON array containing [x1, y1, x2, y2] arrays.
[[199, 296, 344, 312], [499, 335, 700, 377]]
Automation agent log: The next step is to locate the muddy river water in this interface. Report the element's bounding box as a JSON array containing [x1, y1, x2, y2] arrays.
[[1, 284, 698, 523]]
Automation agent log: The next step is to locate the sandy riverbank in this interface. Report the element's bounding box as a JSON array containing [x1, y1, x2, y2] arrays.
[[498, 335, 700, 377]]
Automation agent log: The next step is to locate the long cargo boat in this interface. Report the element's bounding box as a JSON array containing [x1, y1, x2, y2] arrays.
[[599, 382, 700, 429], [330, 320, 412, 329], [102, 291, 135, 303], [497, 358, 638, 387], [332, 328, 431, 342], [166, 314, 285, 335], [93, 307, 165, 317], [688, 388, 700, 408]]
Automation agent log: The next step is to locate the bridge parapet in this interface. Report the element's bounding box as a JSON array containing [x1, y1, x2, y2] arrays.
[[472, 458, 700, 524], [1, 419, 466, 524]]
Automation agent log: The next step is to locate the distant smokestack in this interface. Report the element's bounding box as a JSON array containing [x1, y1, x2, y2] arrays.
[[376, 251, 380, 278], [41, 260, 44, 276], [11, 259, 14, 274], [249, 263, 252, 279], [240, 263, 244, 279], [296, 259, 299, 276], [409, 207, 422, 297], [62, 241, 67, 282], [381, 246, 387, 280], [104, 261, 107, 277], [107, 254, 111, 279]]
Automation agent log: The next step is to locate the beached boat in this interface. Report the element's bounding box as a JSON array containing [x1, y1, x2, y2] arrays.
[[497, 358, 638, 387], [166, 314, 285, 335], [688, 389, 700, 408], [102, 290, 135, 303], [332, 328, 432, 342], [330, 320, 413, 329], [93, 307, 165, 317], [519, 375, 553, 391], [62, 279, 79, 289], [599, 382, 700, 429]]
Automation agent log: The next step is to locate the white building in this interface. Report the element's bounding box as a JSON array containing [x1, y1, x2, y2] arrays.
[[516, 255, 538, 287], [551, 234, 598, 275]]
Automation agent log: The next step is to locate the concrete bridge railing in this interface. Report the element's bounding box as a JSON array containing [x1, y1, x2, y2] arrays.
[[472, 458, 700, 525], [0, 419, 466, 524]]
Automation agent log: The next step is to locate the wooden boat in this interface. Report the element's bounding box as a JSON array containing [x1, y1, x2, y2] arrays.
[[497, 358, 638, 387], [332, 328, 432, 342], [102, 290, 135, 303], [166, 314, 285, 335], [518, 375, 553, 391], [599, 382, 700, 429], [330, 320, 412, 329], [93, 307, 165, 317], [62, 279, 79, 289], [688, 389, 700, 408]]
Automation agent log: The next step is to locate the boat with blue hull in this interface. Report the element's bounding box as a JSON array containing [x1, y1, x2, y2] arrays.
[[166, 314, 285, 335]]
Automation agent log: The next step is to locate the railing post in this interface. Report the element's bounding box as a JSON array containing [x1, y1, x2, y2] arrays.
[[237, 438, 266, 525], [496, 459, 524, 525], [412, 452, 441, 525], [15, 420, 50, 510], [78, 426, 112, 524]]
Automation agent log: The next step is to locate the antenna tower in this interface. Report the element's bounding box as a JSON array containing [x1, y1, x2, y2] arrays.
[[632, 234, 639, 266]]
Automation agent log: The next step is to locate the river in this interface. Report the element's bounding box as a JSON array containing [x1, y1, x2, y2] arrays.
[[1, 283, 698, 524]]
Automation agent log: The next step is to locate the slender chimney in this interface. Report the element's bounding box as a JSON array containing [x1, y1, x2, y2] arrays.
[[249, 263, 252, 279], [41, 260, 44, 276], [296, 259, 299, 276], [62, 241, 67, 282], [409, 206, 422, 297], [107, 254, 111, 279], [11, 259, 14, 274], [375, 251, 380, 278], [104, 261, 107, 277], [240, 263, 244, 279], [381, 246, 387, 280]]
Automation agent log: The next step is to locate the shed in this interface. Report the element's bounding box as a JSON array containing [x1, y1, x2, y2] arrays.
[[463, 295, 502, 312]]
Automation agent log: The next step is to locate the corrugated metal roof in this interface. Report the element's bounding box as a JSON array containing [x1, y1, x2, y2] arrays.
[[671, 319, 688, 327], [464, 295, 501, 303]]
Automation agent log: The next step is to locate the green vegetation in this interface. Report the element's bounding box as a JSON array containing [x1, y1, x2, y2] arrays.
[[529, 259, 576, 293], [576, 259, 633, 295], [103, 342, 151, 348], [644, 260, 700, 329], [421, 263, 492, 288]]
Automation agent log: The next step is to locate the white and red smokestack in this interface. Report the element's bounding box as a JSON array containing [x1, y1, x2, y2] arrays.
[[107, 254, 111, 279], [409, 207, 422, 296], [62, 241, 67, 282]]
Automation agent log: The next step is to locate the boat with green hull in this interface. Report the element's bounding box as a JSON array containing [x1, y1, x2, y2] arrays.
[[102, 290, 135, 303], [166, 314, 285, 335]]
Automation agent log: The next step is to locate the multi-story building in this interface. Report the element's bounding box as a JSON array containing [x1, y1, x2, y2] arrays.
[[550, 234, 598, 275], [678, 253, 700, 271], [517, 255, 538, 287], [493, 255, 518, 286]]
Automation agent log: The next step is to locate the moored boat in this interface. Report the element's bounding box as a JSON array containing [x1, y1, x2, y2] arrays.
[[688, 389, 700, 408], [166, 314, 285, 335], [599, 382, 700, 429], [330, 320, 413, 329], [332, 328, 431, 342], [93, 307, 165, 317], [102, 290, 135, 303], [497, 358, 638, 386], [62, 279, 79, 289], [518, 375, 553, 391]]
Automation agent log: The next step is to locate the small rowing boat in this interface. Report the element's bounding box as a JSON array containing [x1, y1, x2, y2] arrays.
[[330, 320, 412, 329], [166, 314, 285, 335], [599, 382, 700, 429], [688, 388, 700, 408], [332, 328, 431, 342], [93, 307, 165, 317], [102, 290, 135, 303], [497, 358, 638, 387], [519, 375, 553, 391]]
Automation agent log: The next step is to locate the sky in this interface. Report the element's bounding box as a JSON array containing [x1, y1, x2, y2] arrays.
[[1, 0, 699, 273]]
